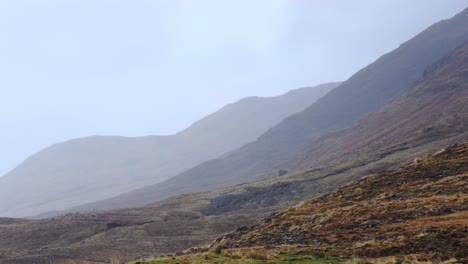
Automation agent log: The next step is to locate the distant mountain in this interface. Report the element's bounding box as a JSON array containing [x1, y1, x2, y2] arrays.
[[72, 8, 468, 212], [2, 39, 468, 262], [190, 39, 468, 221], [200, 143, 468, 263], [0, 82, 338, 218]]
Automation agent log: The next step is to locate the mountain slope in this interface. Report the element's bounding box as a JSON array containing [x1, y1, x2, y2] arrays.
[[75, 8, 468, 212], [186, 39, 468, 225], [2, 43, 468, 263], [2, 13, 468, 263], [198, 143, 468, 263], [0, 83, 338, 218], [280, 40, 468, 175]]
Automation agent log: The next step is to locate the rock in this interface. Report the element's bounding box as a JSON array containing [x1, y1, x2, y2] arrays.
[[224, 232, 235, 240], [433, 205, 451, 215], [313, 239, 322, 246], [413, 158, 423, 165], [307, 214, 323, 223], [418, 228, 428, 233], [452, 205, 466, 211], [236, 226, 248, 232], [291, 229, 301, 236], [361, 219, 381, 228]]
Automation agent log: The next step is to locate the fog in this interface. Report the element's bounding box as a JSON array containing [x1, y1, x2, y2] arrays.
[[0, 0, 467, 176]]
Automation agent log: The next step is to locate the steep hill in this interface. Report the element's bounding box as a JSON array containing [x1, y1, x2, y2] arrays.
[[279, 39, 468, 176], [0, 83, 338, 218], [170, 143, 468, 263], [72, 8, 468, 212]]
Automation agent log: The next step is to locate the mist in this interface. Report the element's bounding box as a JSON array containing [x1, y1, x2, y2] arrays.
[[1, 0, 467, 176]]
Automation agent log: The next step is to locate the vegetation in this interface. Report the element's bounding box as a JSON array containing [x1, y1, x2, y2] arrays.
[[69, 8, 468, 215], [200, 143, 468, 262], [139, 249, 347, 264], [1, 19, 468, 264]]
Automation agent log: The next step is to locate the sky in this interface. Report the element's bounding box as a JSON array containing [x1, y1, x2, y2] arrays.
[[0, 0, 467, 176]]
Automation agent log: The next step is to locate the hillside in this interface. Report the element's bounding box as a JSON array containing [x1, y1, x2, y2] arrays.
[[1, 38, 468, 262], [70, 8, 468, 213], [1, 142, 465, 263], [154, 143, 468, 263], [278, 39, 468, 177], [0, 83, 337, 218]]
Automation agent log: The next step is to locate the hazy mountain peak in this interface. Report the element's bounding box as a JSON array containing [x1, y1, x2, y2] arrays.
[[73, 7, 468, 214], [0, 83, 338, 218]]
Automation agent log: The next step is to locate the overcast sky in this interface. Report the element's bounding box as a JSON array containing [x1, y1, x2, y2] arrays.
[[0, 1, 467, 176]]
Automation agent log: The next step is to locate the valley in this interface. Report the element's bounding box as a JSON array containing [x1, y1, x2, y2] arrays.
[[1, 4, 467, 264]]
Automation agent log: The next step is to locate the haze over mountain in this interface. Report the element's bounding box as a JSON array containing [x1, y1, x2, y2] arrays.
[[1, 3, 468, 262], [0, 83, 338, 218], [1, 1, 466, 178], [70, 8, 468, 213], [2, 37, 467, 261], [280, 39, 468, 174]]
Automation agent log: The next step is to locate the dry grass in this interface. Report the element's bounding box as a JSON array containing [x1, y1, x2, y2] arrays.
[[200, 144, 468, 262], [246, 250, 267, 260]]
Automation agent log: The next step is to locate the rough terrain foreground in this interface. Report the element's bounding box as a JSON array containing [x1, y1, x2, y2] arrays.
[[176, 143, 468, 263]]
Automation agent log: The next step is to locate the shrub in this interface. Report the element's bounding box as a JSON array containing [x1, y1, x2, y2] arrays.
[[211, 245, 223, 254], [247, 251, 267, 260]]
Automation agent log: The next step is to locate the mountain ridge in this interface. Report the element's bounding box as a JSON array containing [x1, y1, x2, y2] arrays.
[[277, 39, 468, 175], [0, 82, 339, 218], [68, 8, 468, 213], [1, 38, 468, 261], [0, 35, 468, 263]]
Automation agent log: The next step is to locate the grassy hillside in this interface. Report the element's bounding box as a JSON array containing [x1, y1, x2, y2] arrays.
[[141, 250, 348, 264], [146, 143, 468, 263], [3, 142, 465, 263], [278, 40, 468, 176], [2, 29, 468, 264]]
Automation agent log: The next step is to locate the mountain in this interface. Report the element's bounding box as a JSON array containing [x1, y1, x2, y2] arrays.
[[71, 8, 468, 213], [3, 37, 466, 263], [186, 39, 468, 224], [279, 39, 468, 175], [0, 82, 338, 218], [194, 143, 468, 263]]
